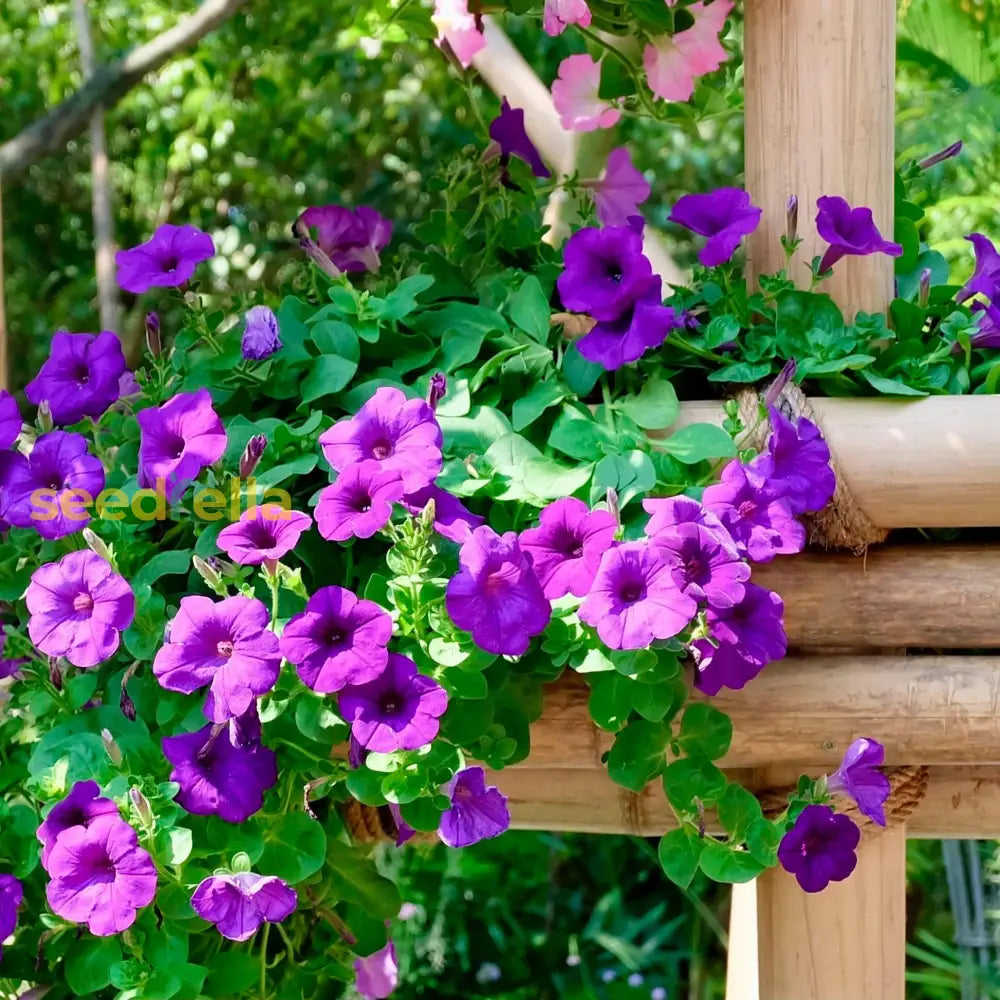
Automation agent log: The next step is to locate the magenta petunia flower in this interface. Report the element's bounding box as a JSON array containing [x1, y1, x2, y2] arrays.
[[643, 495, 726, 538], [26, 551, 135, 668], [438, 767, 511, 848], [702, 459, 805, 563], [432, 0, 486, 68], [137, 389, 226, 502], [588, 148, 651, 228], [6, 431, 105, 539], [296, 205, 393, 274], [45, 814, 157, 935], [777, 805, 860, 893], [400, 484, 484, 544], [25, 331, 127, 426], [552, 54, 622, 132], [519, 497, 616, 599], [162, 723, 278, 823], [815, 196, 902, 275], [339, 653, 448, 752], [579, 542, 698, 650], [319, 387, 443, 492], [0, 390, 21, 449], [956, 233, 1000, 303], [153, 595, 281, 723], [827, 737, 890, 827], [37, 780, 121, 867], [0, 875, 22, 958], [241, 305, 282, 361], [216, 503, 313, 566], [280, 585, 392, 693], [191, 872, 297, 941], [315, 462, 404, 542], [354, 940, 399, 1000], [446, 526, 551, 655], [489, 99, 550, 179], [543, 0, 591, 35], [669, 187, 762, 267], [115, 223, 215, 294], [692, 583, 786, 695], [654, 521, 749, 609]]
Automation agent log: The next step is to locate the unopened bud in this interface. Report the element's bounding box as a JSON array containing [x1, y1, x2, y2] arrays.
[[418, 498, 437, 532], [48, 656, 62, 690], [101, 728, 123, 766], [785, 195, 799, 244], [606, 488, 620, 529], [119, 687, 136, 721], [239, 434, 267, 479], [480, 139, 502, 166], [427, 373, 447, 411], [231, 851, 253, 874], [145, 312, 162, 358], [129, 787, 153, 827], [83, 527, 114, 565], [918, 140, 962, 171], [764, 358, 797, 408], [37, 401, 53, 433], [918, 268, 932, 308], [192, 555, 226, 596]]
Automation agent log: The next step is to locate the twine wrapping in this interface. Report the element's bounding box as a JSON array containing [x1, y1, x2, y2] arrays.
[[737, 384, 889, 552], [342, 800, 436, 846]]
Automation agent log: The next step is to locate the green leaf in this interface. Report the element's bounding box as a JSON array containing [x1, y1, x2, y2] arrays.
[[420, 303, 506, 371], [607, 720, 669, 792], [702, 315, 741, 350], [520, 456, 594, 501], [658, 828, 704, 889], [660, 423, 736, 464], [677, 703, 733, 761], [65, 935, 122, 994], [630, 680, 686, 723], [439, 406, 513, 454], [310, 320, 360, 362], [512, 381, 568, 431], [588, 673, 633, 732], [561, 343, 602, 395], [747, 816, 784, 865], [508, 276, 551, 341], [861, 370, 929, 396], [590, 451, 656, 507], [326, 840, 403, 919], [548, 408, 614, 461], [300, 354, 358, 401], [698, 840, 767, 883], [131, 550, 192, 591], [618, 378, 680, 429], [663, 758, 728, 812], [258, 813, 327, 883], [717, 784, 764, 840], [706, 361, 773, 384]]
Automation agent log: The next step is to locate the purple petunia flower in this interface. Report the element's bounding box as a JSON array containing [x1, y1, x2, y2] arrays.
[[37, 780, 121, 867], [191, 872, 297, 941], [446, 526, 551, 656], [669, 188, 762, 267], [115, 223, 215, 294], [319, 387, 443, 492], [0, 391, 21, 450], [702, 459, 805, 563], [216, 503, 313, 566], [0, 875, 22, 958], [489, 99, 551, 179], [815, 196, 902, 275], [45, 814, 157, 935], [297, 205, 393, 274], [339, 653, 448, 752], [519, 497, 616, 599], [643, 495, 726, 538], [777, 804, 860, 893], [162, 723, 278, 823], [577, 275, 682, 370], [827, 737, 890, 827], [956, 233, 1000, 303], [0, 451, 25, 533], [280, 585, 392, 693], [137, 389, 226, 502], [438, 767, 511, 848], [692, 583, 786, 695], [229, 700, 262, 750], [557, 225, 654, 322], [6, 431, 105, 539], [25, 331, 127, 426], [579, 542, 698, 650], [400, 483, 484, 544], [750, 407, 835, 516], [0, 623, 26, 680], [26, 551, 135, 668], [354, 940, 399, 1000], [315, 462, 404, 542], [653, 521, 749, 609], [153, 595, 281, 723], [588, 147, 651, 228], [241, 305, 282, 361]]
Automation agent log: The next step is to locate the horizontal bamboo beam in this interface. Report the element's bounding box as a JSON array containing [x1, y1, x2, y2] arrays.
[[519, 658, 1000, 770], [493, 765, 1000, 839], [753, 545, 1000, 649], [675, 397, 1000, 529]]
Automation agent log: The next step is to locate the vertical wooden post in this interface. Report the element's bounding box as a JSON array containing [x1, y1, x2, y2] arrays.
[[0, 181, 8, 390], [739, 2, 903, 998]]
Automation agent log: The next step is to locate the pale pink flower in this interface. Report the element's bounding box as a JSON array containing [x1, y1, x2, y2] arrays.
[[551, 54, 622, 132], [543, 0, 592, 36], [643, 0, 733, 102], [432, 0, 486, 68]]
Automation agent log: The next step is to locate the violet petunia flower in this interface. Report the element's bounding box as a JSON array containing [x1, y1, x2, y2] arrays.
[[25, 331, 127, 426], [339, 653, 448, 753], [217, 503, 313, 566], [354, 940, 399, 1000], [280, 585, 392, 693], [26, 551, 135, 668], [191, 872, 297, 941], [37, 780, 121, 867], [296, 205, 393, 274], [702, 459, 805, 563], [319, 387, 443, 492], [115, 223, 215, 294], [137, 389, 227, 502], [45, 814, 157, 935], [6, 431, 105, 539], [0, 623, 26, 680], [827, 737, 890, 827], [0, 391, 21, 450], [438, 767, 511, 848], [551, 54, 622, 132], [241, 305, 282, 361], [153, 595, 281, 723], [519, 497, 616, 599], [579, 542, 698, 650], [400, 484, 484, 544], [432, 0, 486, 68], [315, 462, 404, 542], [669, 187, 762, 268], [588, 148, 651, 228], [577, 275, 682, 370], [0, 875, 22, 958], [162, 723, 278, 823], [751, 407, 835, 516], [557, 225, 653, 322], [643, 495, 726, 538], [692, 583, 786, 695], [0, 451, 25, 533], [489, 99, 550, 179], [643, 0, 733, 102], [966, 301, 1000, 350], [543, 0, 591, 35], [956, 233, 1000, 303], [654, 521, 750, 609], [815, 196, 902, 275], [229, 701, 263, 750], [777, 804, 860, 893], [446, 526, 551, 655]]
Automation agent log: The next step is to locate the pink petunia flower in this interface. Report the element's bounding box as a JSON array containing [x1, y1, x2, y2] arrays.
[[432, 0, 486, 68], [643, 0, 733, 102], [216, 503, 313, 566], [551, 54, 622, 132], [543, 0, 591, 36]]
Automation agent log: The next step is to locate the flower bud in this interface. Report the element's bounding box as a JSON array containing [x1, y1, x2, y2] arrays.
[[785, 195, 799, 244], [764, 358, 797, 408], [606, 488, 620, 530], [918, 140, 962, 171], [129, 787, 153, 827], [145, 312, 162, 358], [83, 527, 114, 565], [192, 555, 226, 596], [101, 728, 123, 766], [239, 435, 267, 479], [231, 851, 253, 874], [427, 373, 447, 411], [48, 655, 62, 690], [918, 267, 932, 308], [37, 401, 53, 433], [119, 686, 136, 721]]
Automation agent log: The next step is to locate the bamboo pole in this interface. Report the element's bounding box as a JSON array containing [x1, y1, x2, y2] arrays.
[[0, 181, 6, 389]]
